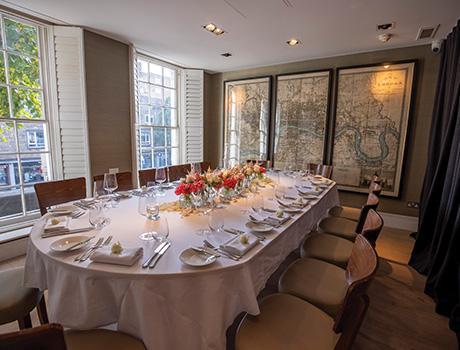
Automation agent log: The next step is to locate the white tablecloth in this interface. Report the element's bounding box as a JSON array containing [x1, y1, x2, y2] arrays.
[[24, 176, 339, 350]]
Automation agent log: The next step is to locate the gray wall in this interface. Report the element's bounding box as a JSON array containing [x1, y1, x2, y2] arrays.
[[84, 30, 132, 178], [205, 45, 440, 217]]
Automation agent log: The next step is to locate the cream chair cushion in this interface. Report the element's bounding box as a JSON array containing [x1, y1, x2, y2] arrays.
[[279, 258, 347, 317], [301, 233, 354, 268], [0, 267, 41, 325], [318, 217, 357, 241], [329, 205, 361, 221], [236, 293, 339, 350], [65, 329, 146, 350]]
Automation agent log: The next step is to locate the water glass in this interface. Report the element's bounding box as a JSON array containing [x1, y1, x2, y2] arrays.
[[208, 210, 224, 233], [140, 216, 169, 241], [89, 203, 109, 229], [146, 195, 160, 220]]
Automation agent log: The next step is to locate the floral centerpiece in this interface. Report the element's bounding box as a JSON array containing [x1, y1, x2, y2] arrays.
[[175, 171, 204, 208]]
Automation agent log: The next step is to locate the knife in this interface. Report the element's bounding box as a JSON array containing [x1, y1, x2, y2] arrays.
[[142, 241, 168, 268], [149, 241, 171, 268], [65, 237, 94, 252]]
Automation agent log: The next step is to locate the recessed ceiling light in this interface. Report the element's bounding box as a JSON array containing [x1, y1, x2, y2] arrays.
[[203, 23, 226, 36], [383, 64, 390, 69], [286, 38, 301, 46]]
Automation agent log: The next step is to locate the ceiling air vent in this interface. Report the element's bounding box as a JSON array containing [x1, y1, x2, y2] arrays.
[[221, 52, 232, 57], [416, 25, 440, 40]]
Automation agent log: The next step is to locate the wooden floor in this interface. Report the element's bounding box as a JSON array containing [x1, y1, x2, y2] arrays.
[[0, 227, 457, 349]]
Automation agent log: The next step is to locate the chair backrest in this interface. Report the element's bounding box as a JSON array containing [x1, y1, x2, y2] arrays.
[[334, 234, 378, 333], [168, 164, 191, 181], [360, 209, 384, 247], [0, 323, 67, 350], [316, 164, 333, 179], [93, 171, 133, 193], [138, 169, 156, 187], [355, 193, 380, 234], [34, 178, 86, 216]]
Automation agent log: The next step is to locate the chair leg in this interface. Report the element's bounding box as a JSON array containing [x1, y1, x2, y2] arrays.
[[18, 313, 32, 329], [37, 295, 49, 324]]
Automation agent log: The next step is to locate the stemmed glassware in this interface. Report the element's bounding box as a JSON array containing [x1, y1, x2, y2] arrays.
[[208, 209, 224, 234], [140, 216, 169, 241], [191, 162, 202, 174], [155, 167, 167, 196], [89, 202, 110, 229], [103, 173, 118, 207]]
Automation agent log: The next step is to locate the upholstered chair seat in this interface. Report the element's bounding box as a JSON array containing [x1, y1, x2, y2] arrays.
[[318, 216, 357, 241], [301, 233, 354, 268], [65, 329, 146, 350], [328, 205, 361, 221], [0, 267, 42, 326], [235, 293, 339, 350], [278, 258, 347, 317]]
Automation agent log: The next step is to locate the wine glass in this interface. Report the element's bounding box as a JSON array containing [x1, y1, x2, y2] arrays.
[[103, 173, 118, 207], [191, 162, 202, 174], [89, 203, 110, 229], [140, 216, 169, 241], [208, 209, 224, 233], [155, 167, 167, 196], [251, 195, 264, 214]]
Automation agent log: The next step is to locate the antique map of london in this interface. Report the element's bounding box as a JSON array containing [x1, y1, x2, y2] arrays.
[[333, 63, 414, 196], [274, 71, 330, 170]]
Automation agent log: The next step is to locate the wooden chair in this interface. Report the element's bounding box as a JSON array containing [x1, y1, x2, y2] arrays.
[[0, 267, 48, 331], [235, 234, 378, 350], [316, 164, 334, 179], [138, 169, 156, 188], [329, 182, 382, 221], [93, 172, 133, 194], [0, 323, 146, 350], [246, 159, 268, 168], [167, 164, 191, 181], [34, 178, 86, 216], [318, 192, 379, 242], [301, 209, 383, 269]]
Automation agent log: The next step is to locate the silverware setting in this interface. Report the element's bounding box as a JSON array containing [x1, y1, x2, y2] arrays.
[[65, 237, 94, 252], [42, 226, 95, 238], [74, 235, 112, 262], [203, 239, 241, 261], [192, 247, 220, 260], [149, 241, 171, 268], [142, 240, 169, 268]]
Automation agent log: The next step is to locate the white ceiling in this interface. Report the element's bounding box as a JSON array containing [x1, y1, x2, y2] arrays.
[[2, 0, 460, 72]]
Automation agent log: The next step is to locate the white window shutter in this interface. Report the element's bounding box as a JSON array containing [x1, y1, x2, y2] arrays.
[[51, 26, 91, 190], [181, 69, 204, 163]]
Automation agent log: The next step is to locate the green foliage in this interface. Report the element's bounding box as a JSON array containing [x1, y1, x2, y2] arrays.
[[0, 17, 42, 141]]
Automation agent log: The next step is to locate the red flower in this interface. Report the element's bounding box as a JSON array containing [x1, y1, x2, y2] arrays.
[[223, 177, 237, 189], [260, 166, 266, 173]]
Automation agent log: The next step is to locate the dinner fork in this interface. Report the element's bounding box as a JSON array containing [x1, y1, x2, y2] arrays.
[[203, 240, 240, 261], [79, 235, 113, 262], [74, 237, 103, 262]]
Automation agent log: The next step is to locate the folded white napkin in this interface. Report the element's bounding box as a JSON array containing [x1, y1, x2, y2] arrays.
[[90, 246, 143, 266], [220, 233, 259, 256], [298, 189, 321, 196], [44, 216, 69, 232], [250, 212, 288, 225]]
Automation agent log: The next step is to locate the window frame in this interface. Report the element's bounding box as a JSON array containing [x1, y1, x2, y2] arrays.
[[0, 11, 58, 231], [134, 53, 182, 171]]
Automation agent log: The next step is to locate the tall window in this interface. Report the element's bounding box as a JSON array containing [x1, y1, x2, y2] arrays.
[[0, 13, 52, 225], [135, 55, 180, 169]]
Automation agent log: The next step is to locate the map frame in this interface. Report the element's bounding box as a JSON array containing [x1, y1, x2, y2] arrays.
[[331, 61, 416, 197]]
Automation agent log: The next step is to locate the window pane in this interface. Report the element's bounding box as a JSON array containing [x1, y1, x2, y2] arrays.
[[138, 82, 149, 104], [149, 63, 162, 85], [163, 67, 175, 88], [18, 122, 48, 152], [0, 122, 17, 153], [21, 153, 50, 184], [151, 107, 163, 126], [150, 85, 162, 106], [12, 88, 43, 119], [153, 149, 166, 168], [163, 108, 177, 127], [0, 53, 5, 83], [165, 128, 179, 147], [0, 186, 23, 219], [137, 59, 148, 82], [138, 105, 150, 124], [139, 127, 152, 147], [153, 128, 165, 147], [8, 53, 40, 88], [0, 87, 9, 117], [24, 185, 39, 212], [0, 154, 20, 186], [4, 18, 38, 57], [141, 149, 152, 169], [163, 87, 175, 108]]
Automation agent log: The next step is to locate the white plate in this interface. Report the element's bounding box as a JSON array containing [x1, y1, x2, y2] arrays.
[[50, 235, 92, 252], [245, 221, 273, 233], [282, 206, 302, 213], [180, 248, 217, 267]]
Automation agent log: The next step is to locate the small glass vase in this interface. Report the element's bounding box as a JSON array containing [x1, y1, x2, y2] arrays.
[[220, 187, 234, 202], [179, 194, 193, 208]]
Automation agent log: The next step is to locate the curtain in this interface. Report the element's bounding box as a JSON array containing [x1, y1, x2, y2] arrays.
[[409, 19, 460, 336]]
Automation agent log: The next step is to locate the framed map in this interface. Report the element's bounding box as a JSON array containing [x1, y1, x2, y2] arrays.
[[332, 62, 415, 197], [223, 77, 271, 165], [274, 70, 331, 170]]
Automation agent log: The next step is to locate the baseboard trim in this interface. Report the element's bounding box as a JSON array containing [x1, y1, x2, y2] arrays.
[[380, 212, 418, 232]]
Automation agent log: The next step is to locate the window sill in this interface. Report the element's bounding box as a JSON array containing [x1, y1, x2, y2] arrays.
[[0, 222, 34, 244]]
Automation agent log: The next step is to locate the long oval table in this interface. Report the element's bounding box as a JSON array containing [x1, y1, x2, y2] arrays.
[[24, 175, 339, 350]]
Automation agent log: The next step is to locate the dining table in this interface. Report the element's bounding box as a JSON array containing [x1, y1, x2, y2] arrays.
[[24, 172, 340, 350]]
